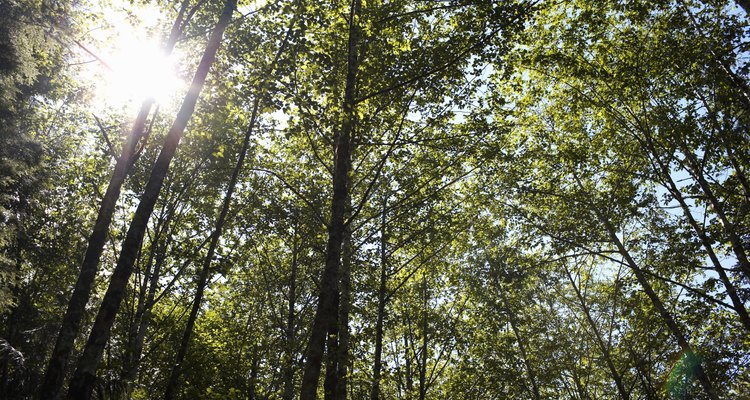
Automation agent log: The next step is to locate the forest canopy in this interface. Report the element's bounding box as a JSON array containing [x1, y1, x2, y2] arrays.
[[1, 0, 749, 399]]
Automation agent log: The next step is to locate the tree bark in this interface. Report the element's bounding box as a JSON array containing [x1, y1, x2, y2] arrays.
[[300, 0, 361, 397], [64, 2, 236, 398], [334, 226, 352, 400]]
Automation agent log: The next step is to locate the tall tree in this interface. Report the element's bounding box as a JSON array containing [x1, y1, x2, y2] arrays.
[[39, 3, 200, 396], [65, 1, 236, 397]]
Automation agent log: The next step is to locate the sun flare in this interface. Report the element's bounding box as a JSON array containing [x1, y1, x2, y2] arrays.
[[82, 1, 185, 110], [101, 39, 182, 105]]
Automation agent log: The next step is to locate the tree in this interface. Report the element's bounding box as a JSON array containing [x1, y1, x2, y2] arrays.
[[65, 1, 236, 397]]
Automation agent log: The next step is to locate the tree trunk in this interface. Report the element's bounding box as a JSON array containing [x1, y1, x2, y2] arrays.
[[370, 197, 388, 400], [495, 290, 540, 400], [334, 226, 352, 400], [64, 2, 235, 397], [162, 8, 297, 395], [418, 274, 428, 400], [300, 0, 361, 397], [404, 330, 413, 395], [163, 90, 260, 400], [323, 291, 340, 400], [38, 3, 193, 398], [40, 100, 152, 400], [679, 149, 750, 283], [282, 232, 299, 400], [643, 138, 750, 330]]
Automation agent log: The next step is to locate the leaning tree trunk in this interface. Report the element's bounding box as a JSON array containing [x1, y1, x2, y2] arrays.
[[642, 135, 750, 331], [300, 0, 361, 397], [679, 147, 750, 283], [162, 95, 260, 400], [162, 12, 297, 396], [64, 2, 236, 398], [38, 3, 194, 398]]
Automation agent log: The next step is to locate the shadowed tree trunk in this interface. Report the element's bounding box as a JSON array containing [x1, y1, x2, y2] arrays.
[[162, 13, 296, 396], [300, 0, 361, 397], [64, 1, 236, 397], [282, 230, 299, 400], [370, 195, 388, 400], [418, 274, 428, 400], [334, 225, 352, 400], [38, 3, 195, 398]]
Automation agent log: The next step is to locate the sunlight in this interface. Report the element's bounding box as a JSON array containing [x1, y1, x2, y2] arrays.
[[82, 0, 184, 109], [100, 38, 181, 105]]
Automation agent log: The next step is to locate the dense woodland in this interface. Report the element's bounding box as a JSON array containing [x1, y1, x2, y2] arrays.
[[1, 0, 749, 398]]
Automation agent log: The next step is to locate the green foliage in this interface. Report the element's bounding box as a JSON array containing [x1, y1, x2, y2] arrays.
[[2, 0, 749, 399]]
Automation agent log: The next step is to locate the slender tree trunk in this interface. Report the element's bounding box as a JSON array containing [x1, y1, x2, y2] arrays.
[[495, 289, 540, 400], [282, 233, 299, 400], [563, 265, 629, 400], [720, 135, 750, 204], [163, 90, 260, 400], [249, 343, 260, 400], [122, 234, 167, 387], [300, 0, 361, 397], [573, 174, 719, 400], [370, 198, 388, 400], [64, 2, 235, 398], [418, 274, 428, 400], [334, 226, 352, 400], [404, 330, 413, 396], [161, 11, 297, 395], [38, 4, 192, 398], [625, 345, 658, 400], [122, 207, 169, 383]]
